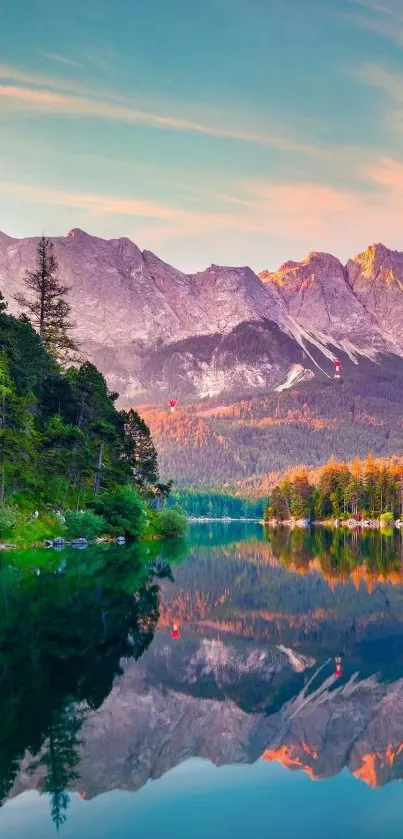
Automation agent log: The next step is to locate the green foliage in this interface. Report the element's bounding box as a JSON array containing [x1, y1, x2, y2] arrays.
[[0, 293, 161, 512], [266, 457, 403, 521], [0, 351, 38, 503], [122, 408, 159, 487], [0, 544, 167, 815], [0, 504, 18, 533], [167, 489, 264, 519], [64, 510, 106, 540], [92, 486, 146, 539], [154, 507, 189, 539], [3, 514, 61, 549]]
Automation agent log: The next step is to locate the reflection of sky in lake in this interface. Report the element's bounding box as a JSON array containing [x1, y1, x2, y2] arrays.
[[3, 760, 403, 839]]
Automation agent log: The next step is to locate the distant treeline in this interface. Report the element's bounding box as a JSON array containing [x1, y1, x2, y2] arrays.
[[265, 456, 403, 521], [167, 490, 265, 519]]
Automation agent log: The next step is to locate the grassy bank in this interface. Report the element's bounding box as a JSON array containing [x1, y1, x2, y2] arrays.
[[0, 489, 189, 551]]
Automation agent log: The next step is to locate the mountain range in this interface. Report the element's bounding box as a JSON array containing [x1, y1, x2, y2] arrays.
[[2, 229, 403, 485]]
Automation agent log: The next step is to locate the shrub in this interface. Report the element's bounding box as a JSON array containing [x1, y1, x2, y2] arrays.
[[154, 508, 188, 539], [65, 510, 107, 541], [0, 504, 18, 534], [92, 486, 146, 540], [380, 511, 394, 525]]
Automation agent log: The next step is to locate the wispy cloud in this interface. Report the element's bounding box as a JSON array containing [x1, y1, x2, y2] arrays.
[[346, 0, 403, 44], [135, 167, 403, 260], [351, 0, 399, 15], [357, 61, 403, 134], [0, 181, 188, 222], [3, 163, 403, 267], [358, 60, 403, 100], [362, 155, 403, 189], [84, 49, 116, 72], [0, 178, 346, 245], [0, 63, 325, 155], [39, 51, 81, 68]]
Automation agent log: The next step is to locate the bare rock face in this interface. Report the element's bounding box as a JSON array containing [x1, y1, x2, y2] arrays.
[[0, 230, 296, 401], [189, 263, 286, 332], [0, 230, 286, 350], [1, 228, 403, 405], [260, 251, 387, 351], [347, 244, 403, 350]]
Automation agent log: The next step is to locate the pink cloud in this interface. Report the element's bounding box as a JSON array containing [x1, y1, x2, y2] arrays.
[[0, 181, 188, 221], [363, 156, 403, 188], [0, 65, 324, 155], [4, 155, 403, 265]]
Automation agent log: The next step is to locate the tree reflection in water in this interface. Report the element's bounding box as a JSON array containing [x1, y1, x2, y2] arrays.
[[0, 540, 187, 828]]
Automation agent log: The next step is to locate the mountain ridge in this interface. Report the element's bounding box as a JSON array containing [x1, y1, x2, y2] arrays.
[[1, 229, 402, 401], [2, 229, 403, 485]]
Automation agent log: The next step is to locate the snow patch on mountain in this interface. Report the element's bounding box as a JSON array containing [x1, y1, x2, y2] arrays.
[[275, 364, 310, 391]]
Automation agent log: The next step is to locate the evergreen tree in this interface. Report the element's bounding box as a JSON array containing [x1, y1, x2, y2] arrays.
[[264, 456, 403, 522], [0, 352, 36, 503], [122, 409, 159, 488], [0, 296, 162, 510], [63, 362, 127, 502], [32, 706, 83, 831], [290, 469, 313, 519], [15, 236, 78, 364]]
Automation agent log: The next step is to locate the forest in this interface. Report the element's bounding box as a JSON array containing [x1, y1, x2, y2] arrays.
[[265, 455, 403, 522], [141, 362, 403, 487], [0, 238, 183, 544], [167, 489, 265, 519]]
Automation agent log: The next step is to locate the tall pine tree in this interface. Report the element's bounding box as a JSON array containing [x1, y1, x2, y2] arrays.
[[122, 409, 159, 487], [15, 236, 78, 364]]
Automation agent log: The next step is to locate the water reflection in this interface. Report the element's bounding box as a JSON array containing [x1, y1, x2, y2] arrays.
[[0, 541, 185, 827], [4, 524, 403, 830]]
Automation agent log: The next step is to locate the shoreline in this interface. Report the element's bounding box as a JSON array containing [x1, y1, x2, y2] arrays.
[[188, 516, 261, 523], [264, 517, 402, 530], [0, 532, 186, 553]]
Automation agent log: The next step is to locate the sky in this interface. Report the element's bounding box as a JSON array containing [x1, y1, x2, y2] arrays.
[[1, 0, 403, 272]]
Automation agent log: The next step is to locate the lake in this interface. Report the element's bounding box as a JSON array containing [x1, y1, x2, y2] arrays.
[[2, 523, 403, 837]]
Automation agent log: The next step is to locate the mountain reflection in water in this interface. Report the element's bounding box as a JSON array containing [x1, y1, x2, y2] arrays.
[[3, 524, 403, 830]]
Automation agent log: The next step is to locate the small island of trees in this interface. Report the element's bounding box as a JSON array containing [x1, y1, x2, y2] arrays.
[[265, 456, 403, 526]]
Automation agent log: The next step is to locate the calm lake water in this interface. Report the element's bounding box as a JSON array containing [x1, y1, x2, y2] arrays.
[[2, 523, 403, 837]]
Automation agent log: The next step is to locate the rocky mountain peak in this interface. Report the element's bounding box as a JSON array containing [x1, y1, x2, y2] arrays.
[[349, 243, 395, 280], [67, 228, 89, 239], [260, 251, 344, 290], [2, 228, 403, 405], [346, 243, 403, 347], [303, 250, 343, 267], [0, 230, 14, 243], [259, 248, 382, 346]]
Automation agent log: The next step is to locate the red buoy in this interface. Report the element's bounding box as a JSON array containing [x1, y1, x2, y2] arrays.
[[171, 622, 180, 640], [168, 399, 178, 413], [335, 656, 342, 677]]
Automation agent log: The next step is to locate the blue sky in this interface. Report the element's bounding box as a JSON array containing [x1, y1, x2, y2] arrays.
[[1, 0, 403, 271]]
